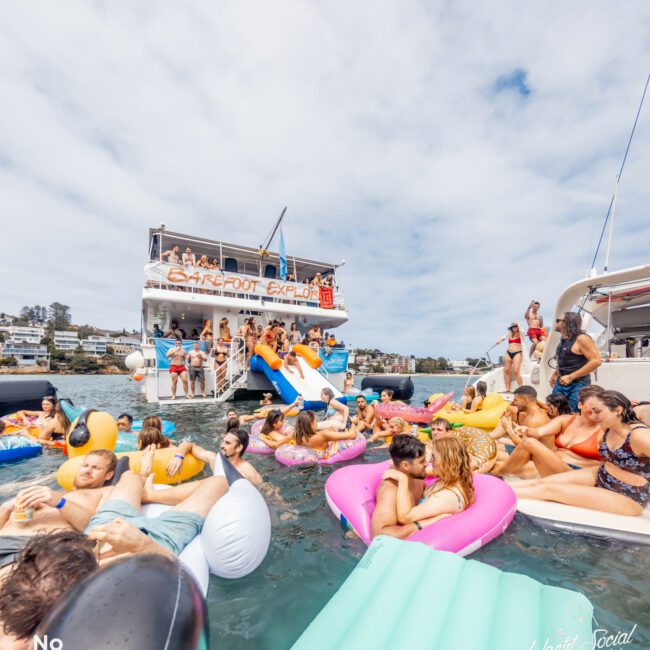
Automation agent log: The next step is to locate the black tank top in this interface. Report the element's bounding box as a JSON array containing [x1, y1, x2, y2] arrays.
[[556, 335, 589, 374]]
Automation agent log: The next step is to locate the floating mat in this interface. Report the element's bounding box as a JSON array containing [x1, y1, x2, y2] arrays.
[[293, 536, 593, 650]]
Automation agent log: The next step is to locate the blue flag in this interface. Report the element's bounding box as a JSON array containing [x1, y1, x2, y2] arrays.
[[279, 228, 287, 280]]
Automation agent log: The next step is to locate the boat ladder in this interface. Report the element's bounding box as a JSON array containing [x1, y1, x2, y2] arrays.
[[215, 336, 248, 402]]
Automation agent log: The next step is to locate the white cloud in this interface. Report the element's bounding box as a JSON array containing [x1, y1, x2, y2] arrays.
[[1, 1, 649, 356]]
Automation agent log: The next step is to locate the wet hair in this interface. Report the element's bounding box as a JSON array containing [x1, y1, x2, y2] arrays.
[[261, 409, 285, 435], [118, 413, 134, 424], [464, 386, 476, 400], [578, 384, 604, 404], [137, 426, 171, 450], [381, 389, 394, 400], [431, 417, 452, 432], [562, 312, 584, 340], [388, 417, 410, 435], [0, 530, 98, 640], [427, 437, 475, 508], [227, 428, 250, 456], [142, 415, 162, 432], [226, 417, 241, 433], [356, 394, 367, 403], [346, 372, 352, 378], [475, 381, 487, 398], [513, 385, 537, 400], [321, 387, 335, 404], [43, 396, 71, 431], [545, 394, 571, 416], [294, 410, 317, 445], [86, 449, 118, 474], [226, 409, 238, 418], [593, 390, 640, 424], [388, 434, 425, 465]]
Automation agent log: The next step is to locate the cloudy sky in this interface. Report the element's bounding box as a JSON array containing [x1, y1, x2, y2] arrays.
[[1, 1, 649, 357]]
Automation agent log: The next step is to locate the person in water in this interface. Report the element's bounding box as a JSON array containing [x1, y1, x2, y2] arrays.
[[550, 311, 602, 412], [293, 410, 357, 455], [318, 388, 349, 431], [450, 386, 475, 411], [511, 390, 649, 515], [368, 417, 412, 445], [372, 389, 406, 436], [16, 395, 71, 447], [0, 530, 99, 648], [137, 426, 171, 451], [383, 436, 475, 529], [371, 435, 426, 540], [350, 395, 376, 433], [116, 413, 133, 433], [525, 300, 545, 357], [496, 324, 523, 392], [165, 338, 189, 400], [257, 411, 295, 450]]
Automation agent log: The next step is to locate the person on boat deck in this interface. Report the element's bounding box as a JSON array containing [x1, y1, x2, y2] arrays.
[[116, 413, 133, 433], [318, 388, 349, 431], [307, 325, 322, 347], [545, 393, 572, 418], [164, 320, 186, 340], [351, 395, 376, 433], [550, 311, 602, 412], [383, 436, 475, 530], [190, 328, 201, 340], [200, 319, 214, 348], [511, 390, 650, 516], [260, 321, 279, 351], [152, 323, 164, 338], [283, 350, 305, 379], [212, 337, 229, 395], [496, 324, 523, 392], [371, 435, 426, 540], [137, 426, 171, 451], [17, 395, 70, 447], [169, 426, 261, 485], [289, 322, 301, 345], [450, 386, 475, 411], [187, 341, 207, 399], [209, 257, 221, 271], [525, 300, 545, 357], [490, 385, 549, 443], [161, 244, 181, 264], [0, 530, 99, 648], [182, 247, 196, 267], [368, 417, 412, 446], [634, 401, 650, 427], [293, 410, 357, 455], [165, 339, 189, 400], [219, 318, 232, 343], [343, 372, 354, 394], [494, 385, 605, 478], [258, 411, 295, 450]]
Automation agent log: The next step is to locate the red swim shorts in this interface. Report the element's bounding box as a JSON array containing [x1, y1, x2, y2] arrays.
[[527, 327, 545, 341], [169, 364, 186, 375]]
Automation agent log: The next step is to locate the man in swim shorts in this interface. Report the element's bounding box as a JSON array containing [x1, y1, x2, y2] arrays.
[[525, 300, 545, 357], [283, 350, 305, 379], [187, 341, 207, 399], [371, 435, 425, 540], [350, 395, 376, 433], [166, 339, 189, 400], [0, 450, 118, 578]]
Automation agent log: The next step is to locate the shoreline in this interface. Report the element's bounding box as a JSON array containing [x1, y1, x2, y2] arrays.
[[0, 368, 129, 376], [360, 372, 473, 378]]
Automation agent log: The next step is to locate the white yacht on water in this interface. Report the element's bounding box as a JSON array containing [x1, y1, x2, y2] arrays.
[[138, 225, 350, 405]]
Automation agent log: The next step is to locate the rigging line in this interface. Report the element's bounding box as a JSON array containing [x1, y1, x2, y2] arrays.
[[260, 207, 287, 253], [589, 73, 650, 270]]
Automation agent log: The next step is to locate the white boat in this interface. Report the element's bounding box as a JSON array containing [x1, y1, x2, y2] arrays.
[[139, 226, 350, 404]]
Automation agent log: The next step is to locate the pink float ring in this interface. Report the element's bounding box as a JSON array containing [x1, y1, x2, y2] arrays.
[[325, 460, 516, 556], [275, 433, 367, 467], [374, 391, 454, 424], [248, 419, 293, 455]]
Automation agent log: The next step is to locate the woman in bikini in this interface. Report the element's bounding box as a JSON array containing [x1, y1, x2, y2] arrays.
[[496, 323, 523, 392], [343, 372, 354, 394], [200, 319, 213, 352], [293, 410, 358, 457], [211, 337, 229, 394], [289, 322, 301, 346], [16, 396, 70, 448], [258, 409, 295, 450], [512, 390, 650, 516], [219, 318, 232, 344], [318, 388, 349, 431], [382, 436, 475, 528], [450, 385, 476, 411], [240, 317, 257, 368], [493, 385, 605, 477], [463, 381, 486, 413]]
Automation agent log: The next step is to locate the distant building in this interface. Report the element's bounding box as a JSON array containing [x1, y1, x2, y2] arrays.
[[81, 335, 109, 356], [54, 330, 80, 351], [111, 336, 141, 356], [0, 325, 45, 344], [1, 341, 50, 367], [450, 359, 469, 371]]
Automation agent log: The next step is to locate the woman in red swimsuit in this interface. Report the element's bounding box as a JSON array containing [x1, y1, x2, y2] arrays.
[[495, 323, 523, 392]]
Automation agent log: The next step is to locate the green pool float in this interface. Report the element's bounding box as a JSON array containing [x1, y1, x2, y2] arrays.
[[293, 536, 593, 650]]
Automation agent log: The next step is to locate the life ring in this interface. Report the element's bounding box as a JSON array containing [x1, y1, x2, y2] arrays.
[[452, 427, 497, 473], [275, 433, 366, 466]]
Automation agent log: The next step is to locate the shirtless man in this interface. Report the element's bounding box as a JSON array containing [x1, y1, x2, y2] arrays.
[[525, 300, 545, 357], [165, 339, 188, 399], [117, 413, 133, 433], [187, 341, 208, 398], [350, 395, 375, 433], [161, 245, 181, 264], [164, 320, 186, 340], [0, 450, 117, 580], [371, 436, 426, 540], [283, 350, 304, 379]]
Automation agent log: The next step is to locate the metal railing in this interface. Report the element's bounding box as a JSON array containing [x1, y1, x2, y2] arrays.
[[214, 336, 247, 401]]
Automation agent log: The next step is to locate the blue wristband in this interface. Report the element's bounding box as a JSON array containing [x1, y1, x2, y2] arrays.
[[55, 497, 66, 510], [174, 454, 185, 461]]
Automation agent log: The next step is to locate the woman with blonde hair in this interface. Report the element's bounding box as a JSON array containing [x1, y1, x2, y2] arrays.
[[219, 318, 232, 343], [200, 319, 213, 352], [383, 436, 475, 528], [368, 416, 411, 445]]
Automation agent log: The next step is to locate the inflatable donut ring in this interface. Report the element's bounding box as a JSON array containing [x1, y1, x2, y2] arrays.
[[275, 433, 366, 466], [248, 419, 294, 454], [453, 427, 497, 473], [374, 392, 454, 424]]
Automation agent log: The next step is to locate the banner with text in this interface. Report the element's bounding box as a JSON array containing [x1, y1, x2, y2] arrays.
[[144, 262, 334, 307]]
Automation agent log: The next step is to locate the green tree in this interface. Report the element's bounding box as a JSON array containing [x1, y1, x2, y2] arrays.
[[48, 303, 71, 330]]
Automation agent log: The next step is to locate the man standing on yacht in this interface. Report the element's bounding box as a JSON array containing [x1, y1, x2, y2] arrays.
[[525, 300, 545, 357], [165, 339, 189, 400], [550, 312, 601, 412], [187, 341, 208, 399]]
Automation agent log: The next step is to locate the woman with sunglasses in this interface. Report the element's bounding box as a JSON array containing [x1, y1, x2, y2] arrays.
[[496, 323, 523, 392]]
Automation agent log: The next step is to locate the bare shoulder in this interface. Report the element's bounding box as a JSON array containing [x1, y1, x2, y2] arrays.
[[239, 461, 261, 485], [68, 486, 110, 506]]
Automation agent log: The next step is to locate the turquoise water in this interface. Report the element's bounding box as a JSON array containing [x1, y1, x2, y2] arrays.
[[1, 375, 648, 649]]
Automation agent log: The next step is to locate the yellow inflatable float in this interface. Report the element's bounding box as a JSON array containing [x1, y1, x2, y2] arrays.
[[430, 392, 508, 430], [1, 412, 42, 436]]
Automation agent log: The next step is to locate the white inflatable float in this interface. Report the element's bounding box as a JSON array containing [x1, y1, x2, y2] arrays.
[[517, 499, 650, 545], [142, 453, 271, 594]]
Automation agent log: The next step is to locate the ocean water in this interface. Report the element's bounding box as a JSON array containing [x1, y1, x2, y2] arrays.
[[1, 374, 648, 649]]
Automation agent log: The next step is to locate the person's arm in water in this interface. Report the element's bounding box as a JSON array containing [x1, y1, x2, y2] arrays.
[[557, 334, 602, 386], [237, 461, 262, 486], [320, 423, 357, 442], [281, 398, 301, 417], [370, 481, 419, 540]]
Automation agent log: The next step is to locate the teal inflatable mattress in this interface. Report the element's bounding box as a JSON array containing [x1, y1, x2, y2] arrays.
[[293, 536, 593, 650]]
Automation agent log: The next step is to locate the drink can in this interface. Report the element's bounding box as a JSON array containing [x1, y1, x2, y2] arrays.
[[12, 504, 33, 524]]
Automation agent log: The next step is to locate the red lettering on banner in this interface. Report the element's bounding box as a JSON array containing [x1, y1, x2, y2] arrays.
[[167, 268, 188, 283]]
